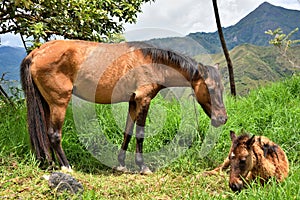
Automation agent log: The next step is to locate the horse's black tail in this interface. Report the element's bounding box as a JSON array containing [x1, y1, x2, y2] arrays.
[[20, 55, 51, 163]]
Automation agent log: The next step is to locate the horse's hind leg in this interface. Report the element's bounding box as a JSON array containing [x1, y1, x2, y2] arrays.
[[42, 103, 57, 168], [116, 100, 136, 172], [48, 104, 71, 171]]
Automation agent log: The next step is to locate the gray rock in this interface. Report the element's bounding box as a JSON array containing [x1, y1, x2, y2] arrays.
[[47, 172, 84, 194]]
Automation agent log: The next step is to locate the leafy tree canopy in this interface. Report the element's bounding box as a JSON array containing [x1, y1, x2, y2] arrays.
[[265, 27, 300, 68], [0, 0, 154, 48], [265, 27, 300, 49]]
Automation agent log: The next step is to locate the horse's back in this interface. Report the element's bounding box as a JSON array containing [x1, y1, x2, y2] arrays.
[[28, 40, 150, 79], [29, 40, 98, 71], [253, 136, 289, 181]]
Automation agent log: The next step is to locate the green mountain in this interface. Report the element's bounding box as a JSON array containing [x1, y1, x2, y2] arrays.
[[0, 46, 26, 81], [148, 2, 300, 55], [195, 44, 300, 95]]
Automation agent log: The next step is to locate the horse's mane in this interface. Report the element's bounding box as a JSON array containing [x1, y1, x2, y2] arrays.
[[139, 46, 201, 81]]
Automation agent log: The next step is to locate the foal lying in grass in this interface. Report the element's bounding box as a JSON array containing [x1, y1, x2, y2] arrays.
[[205, 131, 289, 192]]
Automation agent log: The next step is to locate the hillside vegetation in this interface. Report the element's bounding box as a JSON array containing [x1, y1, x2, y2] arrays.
[[0, 74, 299, 199], [195, 44, 300, 95]]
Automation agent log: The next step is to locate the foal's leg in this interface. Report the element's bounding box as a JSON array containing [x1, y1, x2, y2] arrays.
[[203, 157, 230, 176], [135, 96, 152, 175], [48, 104, 71, 171], [116, 100, 136, 171]]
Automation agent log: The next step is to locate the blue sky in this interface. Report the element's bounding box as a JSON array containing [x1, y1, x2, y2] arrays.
[[1, 0, 300, 47]]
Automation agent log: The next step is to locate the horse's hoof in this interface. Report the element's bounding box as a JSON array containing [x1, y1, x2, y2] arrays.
[[61, 166, 73, 173], [113, 165, 129, 173], [140, 166, 152, 175]]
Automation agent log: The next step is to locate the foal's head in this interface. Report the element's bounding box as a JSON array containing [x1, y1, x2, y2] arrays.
[[194, 63, 227, 127], [228, 131, 256, 192]]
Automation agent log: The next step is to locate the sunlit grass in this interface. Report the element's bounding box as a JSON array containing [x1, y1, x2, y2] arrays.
[[0, 75, 300, 199]]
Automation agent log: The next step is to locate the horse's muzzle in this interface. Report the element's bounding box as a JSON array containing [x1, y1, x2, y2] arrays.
[[229, 182, 243, 193], [211, 114, 227, 127]]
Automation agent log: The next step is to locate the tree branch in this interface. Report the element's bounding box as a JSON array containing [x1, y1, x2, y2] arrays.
[[0, 78, 15, 108]]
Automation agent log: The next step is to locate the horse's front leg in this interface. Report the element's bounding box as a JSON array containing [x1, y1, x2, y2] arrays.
[[116, 100, 136, 172], [135, 96, 152, 175]]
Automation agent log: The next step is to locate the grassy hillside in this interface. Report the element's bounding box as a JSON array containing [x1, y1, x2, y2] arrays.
[[195, 44, 300, 95], [0, 75, 300, 199]]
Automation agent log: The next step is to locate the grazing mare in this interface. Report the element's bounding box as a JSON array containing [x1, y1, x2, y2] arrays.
[[20, 40, 227, 174], [204, 131, 289, 192]]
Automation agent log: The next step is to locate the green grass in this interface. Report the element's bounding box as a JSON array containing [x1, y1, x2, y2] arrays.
[[1, 75, 300, 199]]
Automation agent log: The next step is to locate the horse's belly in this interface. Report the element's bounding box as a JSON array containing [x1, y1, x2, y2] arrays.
[[73, 81, 134, 104], [96, 82, 135, 103]]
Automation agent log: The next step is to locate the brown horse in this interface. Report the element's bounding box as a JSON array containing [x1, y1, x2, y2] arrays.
[[20, 40, 227, 174], [204, 131, 289, 192]]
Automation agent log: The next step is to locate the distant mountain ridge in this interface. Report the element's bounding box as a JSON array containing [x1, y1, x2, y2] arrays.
[[148, 2, 300, 55], [0, 46, 26, 81]]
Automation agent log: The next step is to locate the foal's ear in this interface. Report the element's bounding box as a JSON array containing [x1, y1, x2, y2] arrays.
[[246, 135, 256, 148], [213, 63, 219, 70], [230, 130, 236, 141]]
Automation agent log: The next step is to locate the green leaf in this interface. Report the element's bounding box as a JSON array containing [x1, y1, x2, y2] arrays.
[[0, 0, 155, 49]]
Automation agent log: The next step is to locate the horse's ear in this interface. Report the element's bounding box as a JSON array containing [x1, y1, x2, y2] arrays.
[[230, 130, 236, 141], [246, 135, 256, 148]]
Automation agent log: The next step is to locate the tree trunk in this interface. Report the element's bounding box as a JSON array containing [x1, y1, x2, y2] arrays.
[[212, 0, 236, 96]]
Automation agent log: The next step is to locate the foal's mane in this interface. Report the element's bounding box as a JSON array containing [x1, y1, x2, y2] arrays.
[[237, 134, 251, 141], [139, 46, 201, 81], [233, 134, 251, 148]]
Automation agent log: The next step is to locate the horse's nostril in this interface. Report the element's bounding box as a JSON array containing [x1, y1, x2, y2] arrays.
[[230, 183, 241, 192], [218, 115, 227, 124], [223, 116, 228, 123]]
